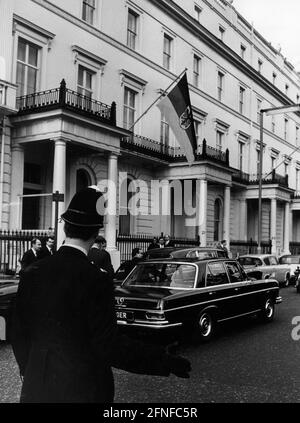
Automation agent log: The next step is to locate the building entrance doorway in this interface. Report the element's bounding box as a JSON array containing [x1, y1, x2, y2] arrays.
[[22, 188, 41, 229]]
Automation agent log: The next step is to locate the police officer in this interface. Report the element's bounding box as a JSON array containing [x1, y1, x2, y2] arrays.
[[11, 187, 191, 403]]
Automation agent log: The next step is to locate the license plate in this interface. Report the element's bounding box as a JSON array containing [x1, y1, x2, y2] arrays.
[[116, 311, 134, 322]]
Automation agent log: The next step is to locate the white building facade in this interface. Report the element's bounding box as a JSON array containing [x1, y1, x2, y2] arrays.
[[1, 0, 300, 266]]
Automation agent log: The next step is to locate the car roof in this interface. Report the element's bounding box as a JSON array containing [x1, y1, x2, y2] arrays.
[[238, 254, 274, 258], [137, 257, 232, 265]]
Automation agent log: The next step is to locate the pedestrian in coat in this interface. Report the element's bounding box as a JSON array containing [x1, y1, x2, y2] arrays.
[[88, 236, 114, 280], [39, 236, 55, 259], [11, 187, 191, 403], [164, 234, 175, 247], [147, 237, 159, 250], [20, 238, 42, 272]]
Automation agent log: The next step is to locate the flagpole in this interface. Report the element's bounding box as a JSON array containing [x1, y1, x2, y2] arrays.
[[128, 68, 188, 132]]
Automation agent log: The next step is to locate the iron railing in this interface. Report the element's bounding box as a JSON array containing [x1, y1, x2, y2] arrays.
[[0, 230, 48, 274], [16, 79, 116, 125], [230, 239, 272, 258], [121, 135, 230, 165], [116, 233, 200, 263]]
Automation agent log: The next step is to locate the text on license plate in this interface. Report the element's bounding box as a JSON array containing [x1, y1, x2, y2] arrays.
[[116, 311, 134, 321]]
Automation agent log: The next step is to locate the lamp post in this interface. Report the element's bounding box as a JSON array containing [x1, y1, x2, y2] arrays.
[[257, 103, 300, 254]]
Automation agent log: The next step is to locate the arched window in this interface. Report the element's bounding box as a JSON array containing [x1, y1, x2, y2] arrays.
[[76, 168, 92, 192], [214, 199, 222, 241]]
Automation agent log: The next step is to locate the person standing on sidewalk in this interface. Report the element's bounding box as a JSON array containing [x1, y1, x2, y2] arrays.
[[11, 187, 191, 403]]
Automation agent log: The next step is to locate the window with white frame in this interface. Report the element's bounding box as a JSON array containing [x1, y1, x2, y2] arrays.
[[271, 156, 276, 171], [123, 87, 136, 130], [272, 72, 277, 85], [216, 130, 223, 150], [82, 0, 95, 25], [217, 71, 224, 102], [17, 38, 40, 97], [270, 149, 278, 172], [163, 34, 172, 70], [238, 141, 244, 171], [194, 5, 202, 21], [239, 86, 245, 114], [77, 65, 94, 98], [193, 55, 201, 87], [160, 113, 170, 146], [127, 9, 138, 50], [296, 125, 300, 146], [284, 118, 289, 141]]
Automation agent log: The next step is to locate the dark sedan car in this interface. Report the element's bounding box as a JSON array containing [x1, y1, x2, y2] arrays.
[[115, 258, 282, 342], [0, 279, 18, 342]]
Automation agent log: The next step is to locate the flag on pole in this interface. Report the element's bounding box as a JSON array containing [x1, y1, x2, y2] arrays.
[[157, 73, 197, 164]]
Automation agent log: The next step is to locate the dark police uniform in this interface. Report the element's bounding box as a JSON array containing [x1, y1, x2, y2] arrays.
[[12, 187, 190, 403], [12, 246, 186, 403]]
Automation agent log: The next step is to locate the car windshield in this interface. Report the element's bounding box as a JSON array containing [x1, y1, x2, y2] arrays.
[[279, 256, 300, 264], [123, 262, 197, 289], [238, 257, 262, 267]]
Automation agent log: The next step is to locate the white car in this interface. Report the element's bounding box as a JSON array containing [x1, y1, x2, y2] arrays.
[[278, 255, 300, 286], [238, 254, 291, 287]]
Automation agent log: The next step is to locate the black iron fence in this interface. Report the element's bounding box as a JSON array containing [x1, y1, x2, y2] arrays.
[[230, 239, 272, 258], [117, 233, 200, 263], [0, 230, 48, 274], [0, 230, 291, 274], [16, 79, 116, 125]]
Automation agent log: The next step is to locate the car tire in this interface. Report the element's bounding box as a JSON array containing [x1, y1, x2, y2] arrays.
[[259, 297, 275, 323], [193, 311, 216, 342]]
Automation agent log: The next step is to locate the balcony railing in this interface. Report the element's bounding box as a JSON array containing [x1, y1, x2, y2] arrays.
[[0, 79, 18, 116], [248, 170, 289, 187], [16, 79, 116, 125], [232, 170, 250, 184], [121, 135, 230, 165]]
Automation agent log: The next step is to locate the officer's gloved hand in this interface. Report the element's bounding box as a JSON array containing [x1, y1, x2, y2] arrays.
[[166, 353, 191, 378]]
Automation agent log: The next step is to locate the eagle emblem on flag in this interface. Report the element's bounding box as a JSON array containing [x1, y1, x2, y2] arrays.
[[179, 106, 193, 130]]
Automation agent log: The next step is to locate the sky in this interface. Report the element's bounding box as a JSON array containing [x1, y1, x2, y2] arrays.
[[234, 0, 300, 71]]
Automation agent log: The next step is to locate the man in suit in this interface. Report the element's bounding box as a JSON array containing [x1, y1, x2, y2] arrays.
[[11, 187, 191, 403], [88, 236, 114, 280], [164, 234, 175, 247], [39, 236, 55, 259], [20, 238, 42, 272]]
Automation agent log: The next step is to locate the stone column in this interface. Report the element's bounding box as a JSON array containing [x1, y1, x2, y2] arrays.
[[197, 179, 207, 246], [270, 198, 277, 254], [223, 186, 231, 249], [52, 139, 66, 247], [9, 144, 24, 229], [283, 201, 291, 254], [105, 153, 120, 270], [239, 199, 247, 241]]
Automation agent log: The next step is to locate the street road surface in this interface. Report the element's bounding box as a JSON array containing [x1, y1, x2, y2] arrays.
[[1, 286, 300, 403]]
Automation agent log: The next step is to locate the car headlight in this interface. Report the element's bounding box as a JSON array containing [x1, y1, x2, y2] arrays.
[[145, 312, 166, 321]]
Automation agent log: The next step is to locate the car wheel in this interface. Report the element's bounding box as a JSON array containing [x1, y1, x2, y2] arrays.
[[259, 297, 275, 323], [297, 284, 300, 294], [193, 311, 215, 342]]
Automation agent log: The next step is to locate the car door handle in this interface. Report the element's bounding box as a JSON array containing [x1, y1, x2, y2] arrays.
[[209, 291, 216, 296], [234, 287, 240, 291]]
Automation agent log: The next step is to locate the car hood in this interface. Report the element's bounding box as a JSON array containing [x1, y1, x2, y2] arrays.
[[114, 286, 187, 310]]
